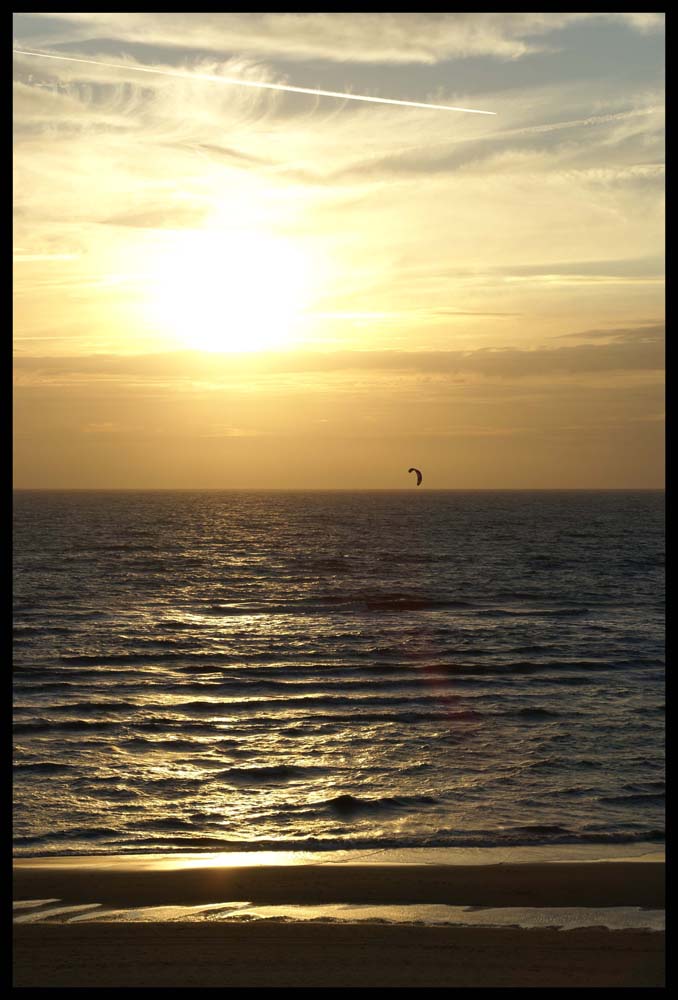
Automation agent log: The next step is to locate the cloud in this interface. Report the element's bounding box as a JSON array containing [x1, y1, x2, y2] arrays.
[[100, 203, 209, 229], [13, 322, 664, 386], [12, 14, 664, 371], [328, 103, 664, 182], [14, 13, 664, 65], [404, 258, 664, 288], [13, 49, 497, 115], [555, 321, 664, 342], [498, 260, 664, 279]]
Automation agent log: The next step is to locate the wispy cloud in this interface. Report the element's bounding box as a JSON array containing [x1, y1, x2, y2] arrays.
[[13, 321, 665, 384], [13, 40, 664, 355], [555, 321, 664, 342], [14, 12, 664, 65], [13, 49, 496, 114], [328, 103, 664, 181], [12, 13, 664, 487]]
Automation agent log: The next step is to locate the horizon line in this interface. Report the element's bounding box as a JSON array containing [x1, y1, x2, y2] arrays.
[[13, 486, 664, 493]]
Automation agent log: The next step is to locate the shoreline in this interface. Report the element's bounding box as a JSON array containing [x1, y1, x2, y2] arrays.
[[13, 848, 665, 987], [13, 839, 665, 865], [14, 860, 665, 910], [14, 844, 665, 911]]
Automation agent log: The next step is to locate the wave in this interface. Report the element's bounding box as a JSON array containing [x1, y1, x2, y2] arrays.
[[623, 780, 664, 792], [202, 594, 478, 616], [13, 827, 665, 858], [325, 793, 440, 816], [58, 652, 239, 665], [132, 817, 200, 831], [217, 764, 329, 785], [13, 761, 74, 774], [15, 700, 140, 714], [13, 699, 576, 731], [525, 757, 603, 772], [144, 776, 205, 791], [475, 607, 590, 618], [122, 736, 214, 752], [512, 707, 563, 719], [14, 826, 123, 846], [13, 708, 484, 733], [13, 719, 123, 734], [599, 793, 665, 805], [41, 652, 665, 680]]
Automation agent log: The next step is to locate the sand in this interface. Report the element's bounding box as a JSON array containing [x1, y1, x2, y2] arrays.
[[13, 923, 664, 988], [13, 855, 665, 987]]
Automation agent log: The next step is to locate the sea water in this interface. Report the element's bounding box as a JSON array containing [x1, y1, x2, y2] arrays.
[[13, 490, 664, 857]]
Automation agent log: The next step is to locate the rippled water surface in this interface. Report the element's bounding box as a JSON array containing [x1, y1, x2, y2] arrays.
[[13, 490, 664, 856]]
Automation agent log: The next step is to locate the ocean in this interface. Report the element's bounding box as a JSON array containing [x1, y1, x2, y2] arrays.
[[13, 490, 664, 857]]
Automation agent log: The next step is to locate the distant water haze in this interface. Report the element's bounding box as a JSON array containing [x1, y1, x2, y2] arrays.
[[13, 490, 664, 857]]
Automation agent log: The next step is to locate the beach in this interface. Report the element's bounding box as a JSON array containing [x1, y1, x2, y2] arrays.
[[13, 852, 665, 987], [13, 923, 664, 988], [12, 5, 666, 989]]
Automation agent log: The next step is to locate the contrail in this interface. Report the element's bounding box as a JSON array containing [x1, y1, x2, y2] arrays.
[[13, 48, 496, 115]]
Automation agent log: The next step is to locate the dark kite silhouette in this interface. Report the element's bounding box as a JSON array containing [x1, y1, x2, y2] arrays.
[[408, 467, 423, 486]]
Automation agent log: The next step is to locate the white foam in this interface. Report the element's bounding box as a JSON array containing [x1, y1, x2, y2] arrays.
[[14, 898, 664, 932]]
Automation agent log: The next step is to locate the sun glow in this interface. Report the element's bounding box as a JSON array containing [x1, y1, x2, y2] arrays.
[[146, 229, 314, 352]]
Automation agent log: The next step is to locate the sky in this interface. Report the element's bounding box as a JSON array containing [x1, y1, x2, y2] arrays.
[[13, 12, 664, 488]]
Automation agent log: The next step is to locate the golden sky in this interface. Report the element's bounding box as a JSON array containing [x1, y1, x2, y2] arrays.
[[13, 13, 664, 488]]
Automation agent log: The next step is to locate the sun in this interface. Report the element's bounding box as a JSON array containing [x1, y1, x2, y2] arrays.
[[145, 228, 313, 352]]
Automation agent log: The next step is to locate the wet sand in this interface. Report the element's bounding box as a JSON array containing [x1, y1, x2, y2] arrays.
[[13, 856, 665, 987], [13, 858, 665, 908]]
